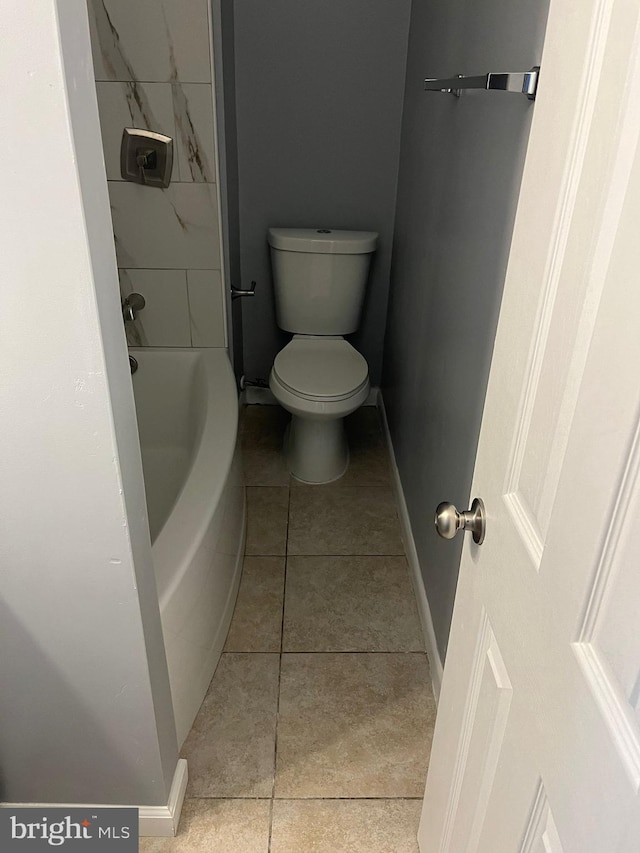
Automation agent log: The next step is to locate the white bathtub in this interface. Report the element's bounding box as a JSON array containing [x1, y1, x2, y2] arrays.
[[131, 347, 245, 746]]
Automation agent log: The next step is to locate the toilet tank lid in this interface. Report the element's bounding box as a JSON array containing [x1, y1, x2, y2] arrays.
[[268, 228, 378, 254]]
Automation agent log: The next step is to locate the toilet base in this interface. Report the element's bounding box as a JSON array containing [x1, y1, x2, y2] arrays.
[[284, 415, 349, 484]]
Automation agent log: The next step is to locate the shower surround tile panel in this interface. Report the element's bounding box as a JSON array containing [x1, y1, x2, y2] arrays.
[[95, 82, 178, 182], [187, 270, 226, 347], [224, 556, 285, 653], [109, 182, 220, 270], [119, 269, 191, 347], [139, 799, 271, 852], [287, 484, 404, 555], [270, 799, 422, 853], [174, 84, 216, 182], [88, 0, 225, 354], [245, 487, 290, 556], [275, 653, 434, 798], [88, 0, 211, 83], [96, 82, 215, 184], [283, 556, 424, 652], [182, 653, 279, 798]]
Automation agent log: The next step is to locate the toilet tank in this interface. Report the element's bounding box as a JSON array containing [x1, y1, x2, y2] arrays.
[[268, 228, 378, 335]]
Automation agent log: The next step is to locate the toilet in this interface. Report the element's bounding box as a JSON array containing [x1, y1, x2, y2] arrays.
[[267, 227, 378, 484]]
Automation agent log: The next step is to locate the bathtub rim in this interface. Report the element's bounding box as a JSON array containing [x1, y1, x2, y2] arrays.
[[129, 346, 239, 611]]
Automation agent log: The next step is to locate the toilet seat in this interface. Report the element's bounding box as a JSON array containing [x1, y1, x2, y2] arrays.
[[272, 337, 369, 402]]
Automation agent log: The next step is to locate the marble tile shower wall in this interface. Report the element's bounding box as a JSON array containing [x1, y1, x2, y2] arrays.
[[88, 0, 225, 348]]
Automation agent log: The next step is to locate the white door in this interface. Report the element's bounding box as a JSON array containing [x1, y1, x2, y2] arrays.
[[418, 0, 640, 850]]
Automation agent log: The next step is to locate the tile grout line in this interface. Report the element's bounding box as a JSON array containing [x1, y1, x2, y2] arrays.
[[186, 795, 424, 802], [185, 273, 194, 348], [176, 415, 421, 844], [283, 651, 427, 656], [285, 552, 406, 557], [267, 481, 291, 852], [218, 649, 427, 660], [222, 649, 426, 655], [279, 424, 419, 821], [234, 413, 428, 845], [266, 798, 275, 853]]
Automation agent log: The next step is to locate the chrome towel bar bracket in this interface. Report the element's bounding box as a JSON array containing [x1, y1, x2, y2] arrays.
[[424, 66, 539, 100]]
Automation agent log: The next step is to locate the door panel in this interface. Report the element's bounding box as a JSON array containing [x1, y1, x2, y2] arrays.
[[520, 786, 564, 853], [440, 612, 513, 852], [573, 423, 640, 788]]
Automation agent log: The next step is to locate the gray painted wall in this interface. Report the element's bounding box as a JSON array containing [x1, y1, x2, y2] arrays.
[[382, 0, 550, 660], [233, 0, 411, 385]]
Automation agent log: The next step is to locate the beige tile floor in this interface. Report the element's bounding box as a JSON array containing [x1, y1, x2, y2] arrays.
[[142, 405, 436, 852]]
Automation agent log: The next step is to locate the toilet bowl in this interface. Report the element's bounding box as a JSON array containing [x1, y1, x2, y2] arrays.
[[267, 226, 378, 484], [269, 336, 370, 483]]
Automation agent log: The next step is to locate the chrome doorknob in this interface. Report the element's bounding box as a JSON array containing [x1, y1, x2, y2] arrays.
[[434, 498, 486, 545]]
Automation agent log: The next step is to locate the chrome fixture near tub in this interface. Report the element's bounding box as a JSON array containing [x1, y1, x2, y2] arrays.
[[121, 292, 146, 323], [231, 280, 257, 300], [128, 355, 139, 375]]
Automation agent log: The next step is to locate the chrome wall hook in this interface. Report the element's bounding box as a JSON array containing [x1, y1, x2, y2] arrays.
[[231, 281, 257, 300]]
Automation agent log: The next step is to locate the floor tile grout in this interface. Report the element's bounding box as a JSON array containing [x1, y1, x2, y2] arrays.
[[280, 650, 427, 655], [266, 797, 275, 853], [285, 552, 406, 557], [246, 484, 394, 489], [248, 406, 419, 822], [184, 795, 424, 802], [248, 552, 406, 557], [170, 408, 430, 850], [223, 650, 427, 656], [266, 483, 292, 850]]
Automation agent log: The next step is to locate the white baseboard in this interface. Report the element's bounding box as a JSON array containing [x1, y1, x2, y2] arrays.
[[1, 758, 189, 838], [241, 385, 380, 406], [378, 393, 444, 702], [138, 758, 188, 837], [363, 386, 379, 406], [241, 386, 277, 405]]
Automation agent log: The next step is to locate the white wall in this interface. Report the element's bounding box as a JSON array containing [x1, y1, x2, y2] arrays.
[[0, 0, 177, 805]]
